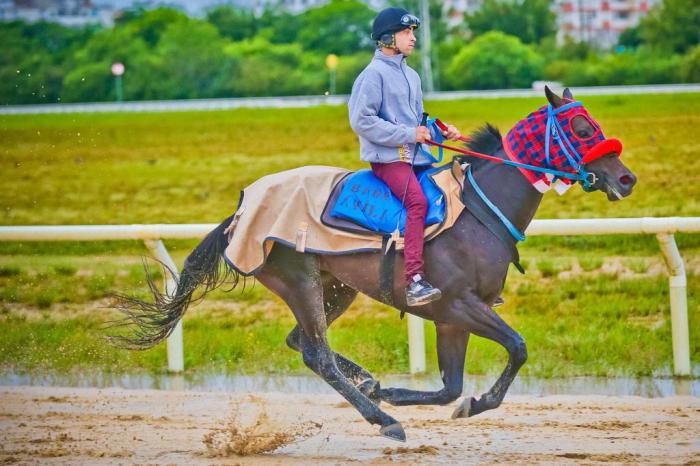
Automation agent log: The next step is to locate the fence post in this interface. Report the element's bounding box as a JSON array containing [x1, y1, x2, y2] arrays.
[[143, 239, 184, 373], [408, 314, 426, 374], [656, 233, 690, 376]]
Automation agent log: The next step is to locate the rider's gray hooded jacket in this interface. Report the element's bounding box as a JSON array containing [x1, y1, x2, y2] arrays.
[[348, 49, 432, 166]]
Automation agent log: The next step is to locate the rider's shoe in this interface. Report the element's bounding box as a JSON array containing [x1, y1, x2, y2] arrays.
[[406, 275, 442, 307], [493, 296, 505, 307]]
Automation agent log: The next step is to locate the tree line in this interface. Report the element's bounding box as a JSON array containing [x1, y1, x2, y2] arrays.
[[1, 0, 698, 105]]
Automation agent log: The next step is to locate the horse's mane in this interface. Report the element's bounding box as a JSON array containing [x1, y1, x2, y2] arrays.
[[460, 124, 503, 169]]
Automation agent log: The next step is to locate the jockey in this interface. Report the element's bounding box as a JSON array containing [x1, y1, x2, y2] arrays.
[[348, 7, 462, 307]]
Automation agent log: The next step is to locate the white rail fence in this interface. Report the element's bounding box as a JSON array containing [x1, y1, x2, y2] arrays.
[[0, 217, 697, 376], [2, 84, 699, 115]]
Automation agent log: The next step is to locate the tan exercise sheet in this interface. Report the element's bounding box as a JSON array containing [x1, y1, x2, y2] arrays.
[[224, 162, 466, 275]]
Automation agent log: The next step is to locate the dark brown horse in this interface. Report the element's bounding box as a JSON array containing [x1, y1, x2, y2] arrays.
[[111, 88, 637, 442]]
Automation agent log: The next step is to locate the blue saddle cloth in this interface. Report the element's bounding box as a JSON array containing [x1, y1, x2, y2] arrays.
[[328, 167, 445, 235]]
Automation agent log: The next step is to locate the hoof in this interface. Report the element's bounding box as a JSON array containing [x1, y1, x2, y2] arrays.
[[451, 397, 475, 419], [467, 396, 480, 417], [379, 422, 406, 442], [357, 379, 381, 405]]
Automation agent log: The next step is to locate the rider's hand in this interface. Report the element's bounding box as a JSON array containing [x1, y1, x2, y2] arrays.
[[415, 126, 431, 143], [442, 124, 461, 141]]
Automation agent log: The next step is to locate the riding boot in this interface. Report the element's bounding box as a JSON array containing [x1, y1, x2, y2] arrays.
[[406, 274, 441, 306]]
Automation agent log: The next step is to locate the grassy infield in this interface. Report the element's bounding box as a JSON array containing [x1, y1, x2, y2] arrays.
[[1, 93, 698, 379]]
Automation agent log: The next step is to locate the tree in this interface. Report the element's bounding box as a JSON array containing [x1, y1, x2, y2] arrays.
[[223, 38, 325, 96], [681, 44, 700, 82], [117, 7, 189, 47], [639, 0, 700, 54], [465, 0, 556, 44], [0, 21, 92, 104], [544, 49, 683, 87], [155, 20, 234, 99], [206, 6, 257, 42], [296, 0, 376, 55], [257, 10, 304, 44], [446, 31, 544, 89], [62, 61, 115, 102], [555, 36, 595, 60], [21, 21, 95, 58], [618, 25, 643, 49], [335, 51, 373, 94], [62, 25, 162, 102]]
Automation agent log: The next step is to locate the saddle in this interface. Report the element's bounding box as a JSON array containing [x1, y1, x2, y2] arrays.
[[322, 168, 446, 236]]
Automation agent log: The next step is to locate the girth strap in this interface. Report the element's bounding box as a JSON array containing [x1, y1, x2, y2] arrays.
[[379, 235, 396, 307]]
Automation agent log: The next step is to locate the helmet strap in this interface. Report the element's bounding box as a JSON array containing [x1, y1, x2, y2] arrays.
[[377, 33, 397, 50]]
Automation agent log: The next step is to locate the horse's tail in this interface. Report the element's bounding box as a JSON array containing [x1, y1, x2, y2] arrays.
[[107, 215, 237, 350]]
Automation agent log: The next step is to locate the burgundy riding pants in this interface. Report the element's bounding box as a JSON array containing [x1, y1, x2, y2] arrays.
[[371, 162, 429, 285]]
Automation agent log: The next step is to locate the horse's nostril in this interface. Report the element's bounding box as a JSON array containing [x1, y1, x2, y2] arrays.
[[619, 174, 634, 186]]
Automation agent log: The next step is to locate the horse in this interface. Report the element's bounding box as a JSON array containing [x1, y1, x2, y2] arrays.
[[110, 87, 637, 442]]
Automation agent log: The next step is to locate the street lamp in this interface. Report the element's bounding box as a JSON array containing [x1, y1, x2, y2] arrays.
[[326, 54, 338, 95], [419, 0, 434, 92], [111, 62, 125, 102]]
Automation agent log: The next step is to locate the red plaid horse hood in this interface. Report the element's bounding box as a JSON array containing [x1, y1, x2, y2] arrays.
[[502, 100, 623, 194]]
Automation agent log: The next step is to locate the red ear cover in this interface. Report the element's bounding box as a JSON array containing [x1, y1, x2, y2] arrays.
[[582, 138, 623, 164]]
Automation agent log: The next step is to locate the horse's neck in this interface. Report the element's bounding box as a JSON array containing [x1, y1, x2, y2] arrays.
[[468, 149, 543, 234]]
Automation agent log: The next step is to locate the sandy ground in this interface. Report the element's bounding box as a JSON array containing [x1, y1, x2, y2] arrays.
[[0, 386, 699, 465]]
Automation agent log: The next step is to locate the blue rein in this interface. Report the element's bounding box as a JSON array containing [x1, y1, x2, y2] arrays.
[[418, 118, 445, 164]]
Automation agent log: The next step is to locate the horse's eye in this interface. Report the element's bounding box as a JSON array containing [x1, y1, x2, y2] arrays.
[[577, 130, 588, 138]]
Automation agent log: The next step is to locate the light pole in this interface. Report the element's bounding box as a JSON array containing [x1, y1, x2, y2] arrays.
[[111, 62, 125, 102], [420, 0, 434, 93], [326, 54, 338, 95]]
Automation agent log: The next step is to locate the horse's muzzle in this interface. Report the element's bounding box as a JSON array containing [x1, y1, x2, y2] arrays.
[[604, 171, 637, 201]]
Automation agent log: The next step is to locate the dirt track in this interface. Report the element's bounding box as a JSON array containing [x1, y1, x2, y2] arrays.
[[1, 386, 699, 465]]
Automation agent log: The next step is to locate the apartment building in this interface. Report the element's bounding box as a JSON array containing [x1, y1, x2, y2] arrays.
[[553, 0, 658, 48], [0, 0, 114, 26], [442, 0, 658, 48], [443, 0, 484, 24], [246, 0, 385, 15]]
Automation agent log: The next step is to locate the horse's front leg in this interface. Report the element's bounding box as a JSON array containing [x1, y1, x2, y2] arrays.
[[379, 322, 468, 406], [449, 291, 527, 418]]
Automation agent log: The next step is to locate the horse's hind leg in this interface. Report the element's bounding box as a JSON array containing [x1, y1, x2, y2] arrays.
[[285, 274, 380, 402], [256, 246, 406, 441]]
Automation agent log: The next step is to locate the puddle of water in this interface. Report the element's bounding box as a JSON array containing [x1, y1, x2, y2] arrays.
[[1, 371, 697, 397]]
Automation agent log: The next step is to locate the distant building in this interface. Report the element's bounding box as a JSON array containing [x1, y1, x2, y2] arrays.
[[442, 0, 482, 26], [225, 0, 385, 16], [553, 0, 659, 48], [443, 0, 658, 49], [253, 0, 325, 15], [0, 0, 115, 26]]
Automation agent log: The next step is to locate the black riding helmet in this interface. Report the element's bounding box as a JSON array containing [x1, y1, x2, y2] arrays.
[[371, 7, 420, 42]]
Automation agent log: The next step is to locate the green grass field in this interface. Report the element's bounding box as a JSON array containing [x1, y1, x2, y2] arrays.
[[1, 93, 698, 378]]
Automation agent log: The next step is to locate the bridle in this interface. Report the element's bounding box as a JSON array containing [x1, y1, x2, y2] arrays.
[[422, 101, 623, 191]]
